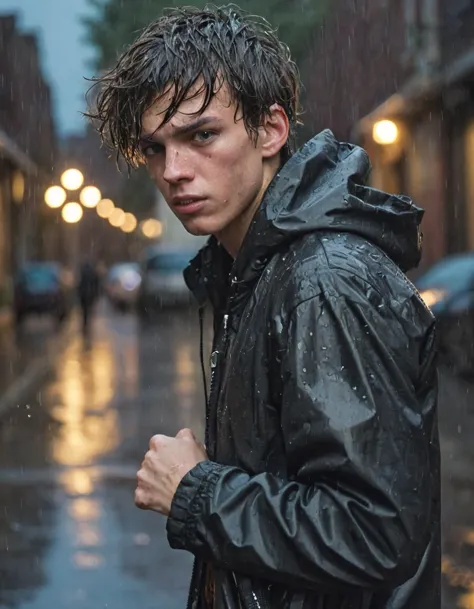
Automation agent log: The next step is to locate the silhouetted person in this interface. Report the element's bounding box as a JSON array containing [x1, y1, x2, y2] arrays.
[[77, 261, 100, 336]]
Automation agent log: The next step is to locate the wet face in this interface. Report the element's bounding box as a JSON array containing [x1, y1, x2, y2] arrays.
[[140, 84, 288, 254]]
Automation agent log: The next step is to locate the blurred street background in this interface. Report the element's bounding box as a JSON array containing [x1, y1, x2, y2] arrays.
[[0, 1, 473, 607]]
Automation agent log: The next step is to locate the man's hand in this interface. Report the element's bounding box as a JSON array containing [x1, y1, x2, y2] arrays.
[[135, 428, 208, 516]]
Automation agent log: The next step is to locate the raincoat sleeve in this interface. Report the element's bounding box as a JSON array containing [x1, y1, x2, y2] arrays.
[[166, 288, 435, 591]]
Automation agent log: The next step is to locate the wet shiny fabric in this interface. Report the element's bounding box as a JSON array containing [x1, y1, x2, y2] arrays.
[[166, 130, 441, 609]]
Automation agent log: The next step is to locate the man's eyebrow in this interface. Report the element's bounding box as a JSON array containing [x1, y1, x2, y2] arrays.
[[140, 116, 221, 142], [173, 116, 220, 136]]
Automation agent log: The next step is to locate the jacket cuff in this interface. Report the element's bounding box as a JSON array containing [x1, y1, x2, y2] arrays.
[[166, 460, 225, 552]]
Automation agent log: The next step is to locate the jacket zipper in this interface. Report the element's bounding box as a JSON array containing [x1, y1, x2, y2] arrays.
[[206, 313, 229, 459], [186, 312, 230, 609]]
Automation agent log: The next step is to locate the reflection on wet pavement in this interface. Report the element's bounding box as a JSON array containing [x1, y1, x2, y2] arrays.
[[0, 306, 207, 608], [439, 370, 474, 608], [1, 306, 474, 607]]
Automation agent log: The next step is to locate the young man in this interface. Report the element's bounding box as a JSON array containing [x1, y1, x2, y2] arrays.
[[90, 6, 440, 608]]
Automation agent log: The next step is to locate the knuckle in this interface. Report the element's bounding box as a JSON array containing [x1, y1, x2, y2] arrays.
[[144, 450, 155, 464], [134, 490, 146, 509], [149, 434, 164, 449], [178, 428, 195, 441]]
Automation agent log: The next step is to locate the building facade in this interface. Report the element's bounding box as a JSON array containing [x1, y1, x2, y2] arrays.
[[304, 0, 474, 273], [0, 14, 57, 302]]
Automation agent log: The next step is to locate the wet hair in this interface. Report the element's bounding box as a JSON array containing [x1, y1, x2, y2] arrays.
[[87, 4, 301, 167]]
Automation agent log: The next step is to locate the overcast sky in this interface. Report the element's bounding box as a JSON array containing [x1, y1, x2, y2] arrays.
[[0, 0, 96, 137]]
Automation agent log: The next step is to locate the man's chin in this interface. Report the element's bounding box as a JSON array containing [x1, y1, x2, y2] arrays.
[[180, 218, 215, 237]]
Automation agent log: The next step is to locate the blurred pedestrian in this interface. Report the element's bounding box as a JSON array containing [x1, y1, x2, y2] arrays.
[[77, 260, 100, 336], [90, 5, 440, 609]]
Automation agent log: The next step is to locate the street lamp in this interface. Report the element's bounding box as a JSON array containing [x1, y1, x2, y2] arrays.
[[61, 168, 84, 191], [96, 198, 115, 218], [141, 218, 163, 239], [80, 185, 102, 208], [109, 208, 125, 227], [45, 185, 67, 208], [62, 202, 83, 223], [121, 212, 137, 233], [372, 120, 399, 145]]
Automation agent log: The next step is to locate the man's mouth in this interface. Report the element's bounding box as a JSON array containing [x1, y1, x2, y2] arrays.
[[172, 198, 206, 214], [176, 199, 201, 206]]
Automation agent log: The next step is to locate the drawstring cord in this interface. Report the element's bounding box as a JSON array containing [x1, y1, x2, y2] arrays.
[[198, 305, 209, 408]]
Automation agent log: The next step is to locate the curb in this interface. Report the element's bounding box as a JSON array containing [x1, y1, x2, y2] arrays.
[[0, 315, 75, 418]]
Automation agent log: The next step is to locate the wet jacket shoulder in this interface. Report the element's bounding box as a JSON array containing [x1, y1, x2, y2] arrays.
[[167, 130, 441, 609], [271, 229, 435, 387]]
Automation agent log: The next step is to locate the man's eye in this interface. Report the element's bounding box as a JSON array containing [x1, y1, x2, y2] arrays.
[[142, 144, 163, 158], [193, 131, 216, 143]]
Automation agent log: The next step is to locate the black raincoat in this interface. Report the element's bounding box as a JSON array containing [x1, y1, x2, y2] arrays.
[[167, 130, 440, 609]]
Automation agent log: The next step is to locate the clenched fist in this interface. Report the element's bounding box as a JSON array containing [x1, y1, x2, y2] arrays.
[[135, 428, 208, 516]]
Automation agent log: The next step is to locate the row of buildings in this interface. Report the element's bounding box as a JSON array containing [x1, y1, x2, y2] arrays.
[[0, 15, 57, 305], [304, 0, 474, 274], [2, 1, 473, 294], [74, 0, 474, 274]]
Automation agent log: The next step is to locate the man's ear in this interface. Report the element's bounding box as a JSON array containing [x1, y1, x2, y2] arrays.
[[260, 104, 290, 159]]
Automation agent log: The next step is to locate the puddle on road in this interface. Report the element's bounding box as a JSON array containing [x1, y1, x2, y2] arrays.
[[0, 311, 200, 608], [50, 334, 120, 467]]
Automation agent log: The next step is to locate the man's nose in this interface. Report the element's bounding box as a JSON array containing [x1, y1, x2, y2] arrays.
[[163, 149, 194, 184]]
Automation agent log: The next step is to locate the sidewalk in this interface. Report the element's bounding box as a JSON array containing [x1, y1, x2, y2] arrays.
[[0, 310, 74, 417]]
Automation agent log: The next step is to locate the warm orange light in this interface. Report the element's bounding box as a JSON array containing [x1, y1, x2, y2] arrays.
[[61, 168, 84, 191], [140, 218, 163, 239], [80, 186, 102, 208], [373, 120, 399, 145], [96, 198, 115, 218], [109, 208, 126, 227], [61, 202, 83, 223], [45, 185, 67, 208], [121, 213, 137, 233], [419, 288, 445, 309]]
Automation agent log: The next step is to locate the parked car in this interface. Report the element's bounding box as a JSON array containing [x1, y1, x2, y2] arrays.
[[13, 262, 74, 327], [137, 248, 195, 317], [415, 253, 474, 376], [104, 262, 141, 311]]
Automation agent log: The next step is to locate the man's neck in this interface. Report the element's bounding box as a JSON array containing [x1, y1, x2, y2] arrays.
[[215, 196, 262, 260], [216, 160, 280, 259]]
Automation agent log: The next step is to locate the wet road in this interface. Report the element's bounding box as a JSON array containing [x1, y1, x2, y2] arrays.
[[0, 305, 473, 608], [0, 306, 208, 608]]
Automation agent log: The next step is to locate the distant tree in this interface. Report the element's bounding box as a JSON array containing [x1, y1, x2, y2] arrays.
[[84, 0, 328, 72]]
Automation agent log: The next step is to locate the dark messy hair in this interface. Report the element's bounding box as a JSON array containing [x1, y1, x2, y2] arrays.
[[87, 4, 302, 167]]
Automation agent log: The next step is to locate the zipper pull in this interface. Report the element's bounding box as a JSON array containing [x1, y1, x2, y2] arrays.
[[210, 350, 219, 369]]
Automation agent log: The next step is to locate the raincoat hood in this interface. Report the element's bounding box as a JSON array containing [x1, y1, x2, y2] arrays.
[[235, 129, 423, 283], [185, 129, 424, 310]]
